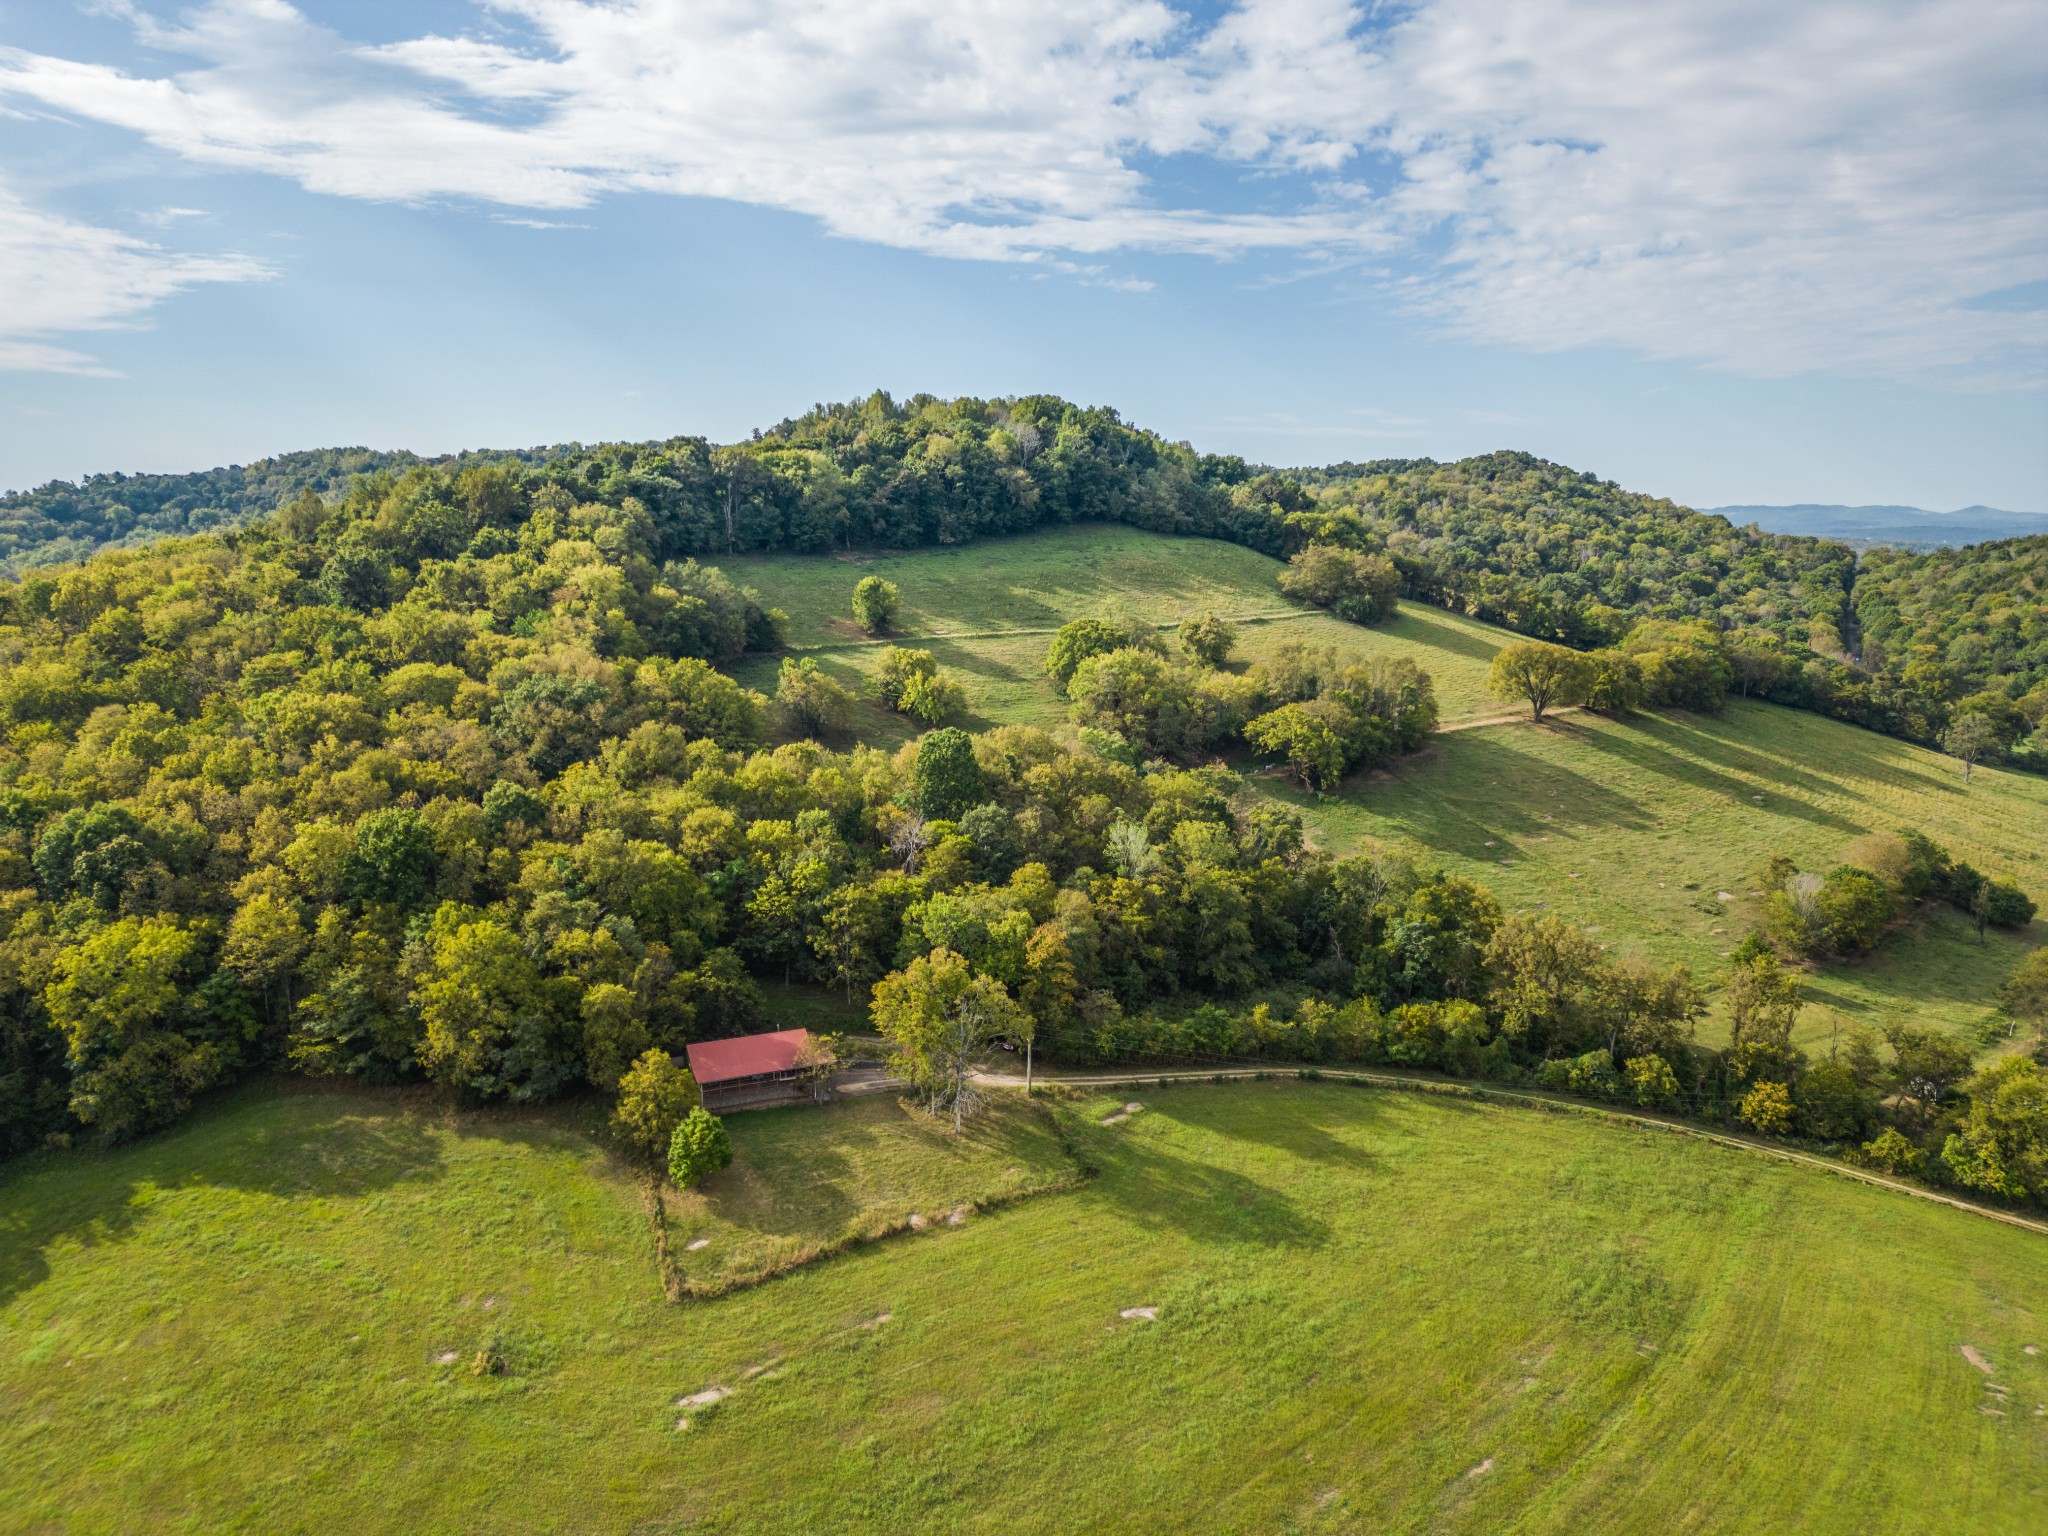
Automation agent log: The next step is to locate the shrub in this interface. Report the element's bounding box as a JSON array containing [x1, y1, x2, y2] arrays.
[[1982, 880, 2036, 929], [873, 647, 964, 724], [1735, 1080, 1794, 1135], [1624, 1053, 1680, 1108], [1536, 1051, 1622, 1099], [668, 1106, 734, 1188], [851, 575, 900, 634], [1810, 866, 1893, 954], [1856, 1126, 1924, 1176], [896, 669, 965, 726]]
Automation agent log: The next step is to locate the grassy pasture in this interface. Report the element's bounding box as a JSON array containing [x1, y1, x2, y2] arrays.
[[1274, 701, 2048, 1049], [4, 1080, 2044, 1534], [728, 526, 2045, 1049], [661, 1091, 1077, 1294], [723, 524, 1503, 745]]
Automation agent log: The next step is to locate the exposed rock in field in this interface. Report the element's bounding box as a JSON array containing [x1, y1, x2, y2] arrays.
[[908, 1212, 929, 1230], [1961, 1344, 1995, 1375], [685, 1237, 710, 1251], [1716, 891, 1736, 901], [945, 1207, 969, 1226], [434, 1351, 458, 1365], [858, 1311, 891, 1329], [1119, 1306, 1158, 1321], [1466, 1458, 1495, 1478], [676, 1387, 730, 1408]]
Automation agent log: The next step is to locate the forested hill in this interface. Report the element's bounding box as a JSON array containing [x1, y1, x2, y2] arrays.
[[0, 448, 431, 576], [0, 392, 2039, 753]]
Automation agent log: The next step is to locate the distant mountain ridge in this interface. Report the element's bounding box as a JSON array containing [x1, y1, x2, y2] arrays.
[[1705, 502, 2048, 549]]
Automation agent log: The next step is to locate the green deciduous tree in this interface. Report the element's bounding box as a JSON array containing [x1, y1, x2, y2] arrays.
[[1177, 612, 1237, 667], [1726, 953, 1803, 1086], [870, 946, 1024, 1132], [1942, 714, 1999, 782], [851, 575, 901, 635], [912, 727, 985, 819], [612, 1048, 700, 1164], [1245, 702, 1348, 790], [45, 916, 218, 1141], [1941, 1056, 2048, 1199], [773, 657, 856, 739], [2000, 948, 2048, 1044], [668, 1105, 734, 1187], [1486, 641, 1592, 723], [343, 807, 438, 909], [1044, 617, 1138, 693], [413, 907, 574, 1102], [1485, 912, 1608, 1059], [1278, 543, 1401, 624]]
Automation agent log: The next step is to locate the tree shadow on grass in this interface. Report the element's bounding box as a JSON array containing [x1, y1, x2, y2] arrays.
[[1571, 719, 1864, 837], [1088, 1132, 1329, 1249], [1352, 730, 1656, 858], [1685, 705, 1964, 801], [0, 1082, 446, 1310], [1148, 1087, 1385, 1174], [695, 1123, 860, 1242], [1383, 605, 1502, 666]]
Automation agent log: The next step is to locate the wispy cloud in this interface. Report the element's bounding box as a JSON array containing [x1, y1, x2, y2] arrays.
[[0, 0, 2041, 381], [0, 179, 271, 374]]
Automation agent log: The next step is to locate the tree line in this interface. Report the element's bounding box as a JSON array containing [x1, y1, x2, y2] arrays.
[[5, 394, 2040, 767]]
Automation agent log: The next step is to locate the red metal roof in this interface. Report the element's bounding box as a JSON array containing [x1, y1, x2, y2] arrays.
[[686, 1028, 810, 1086]]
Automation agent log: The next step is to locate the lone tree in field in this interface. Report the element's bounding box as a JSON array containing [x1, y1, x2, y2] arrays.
[[1178, 612, 1237, 668], [852, 575, 900, 635], [667, 1106, 734, 1188], [611, 1049, 700, 1164], [1942, 714, 1998, 783], [1487, 641, 1593, 723], [871, 947, 1024, 1132]]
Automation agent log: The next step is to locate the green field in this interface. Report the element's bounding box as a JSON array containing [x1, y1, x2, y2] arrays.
[[4, 1080, 2043, 1534], [725, 525, 1504, 744], [661, 1091, 1077, 1294], [732, 526, 2047, 1049]]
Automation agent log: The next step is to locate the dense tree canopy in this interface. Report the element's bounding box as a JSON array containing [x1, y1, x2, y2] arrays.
[[7, 394, 2039, 763]]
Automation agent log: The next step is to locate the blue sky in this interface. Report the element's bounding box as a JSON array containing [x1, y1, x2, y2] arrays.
[[1, 0, 2043, 511]]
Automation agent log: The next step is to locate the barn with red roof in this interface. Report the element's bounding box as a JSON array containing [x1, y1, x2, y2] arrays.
[[685, 1028, 813, 1111]]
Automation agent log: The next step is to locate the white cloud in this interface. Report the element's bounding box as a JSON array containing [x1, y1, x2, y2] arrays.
[[0, 0, 2041, 381], [0, 179, 271, 373]]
